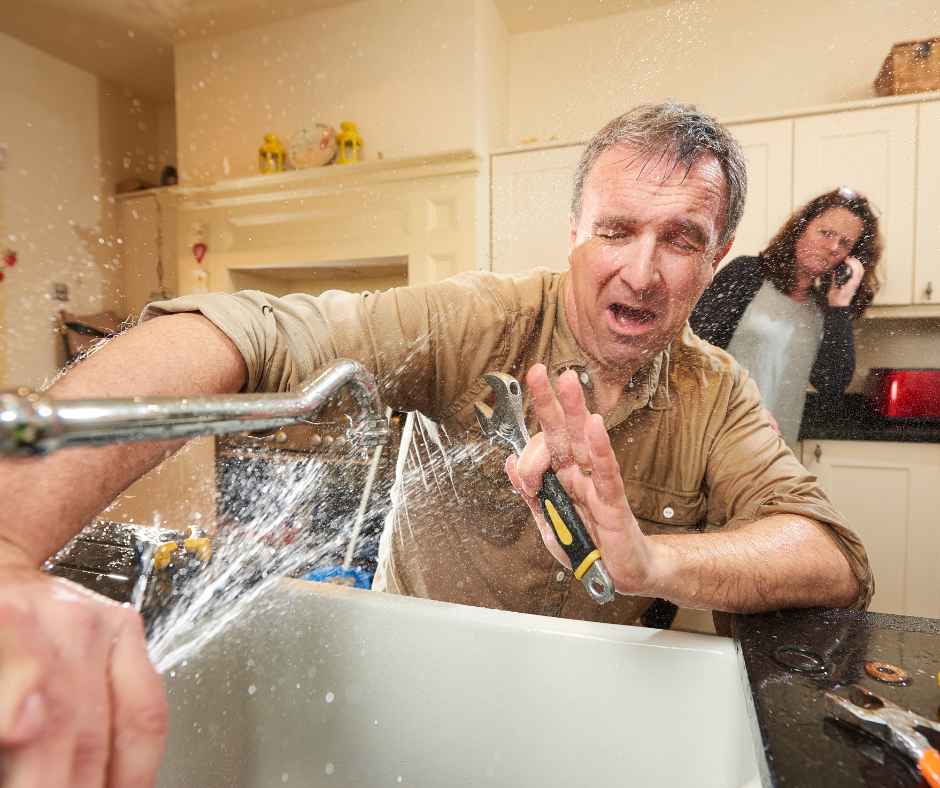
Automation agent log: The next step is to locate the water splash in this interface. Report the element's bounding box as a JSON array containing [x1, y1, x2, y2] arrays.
[[146, 444, 375, 673], [141, 331, 503, 674]]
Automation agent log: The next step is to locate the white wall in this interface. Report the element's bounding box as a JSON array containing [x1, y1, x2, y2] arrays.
[[157, 102, 178, 171], [174, 0, 480, 183], [853, 319, 940, 391], [0, 33, 167, 387], [474, 0, 510, 152], [0, 32, 111, 387], [508, 0, 940, 145]]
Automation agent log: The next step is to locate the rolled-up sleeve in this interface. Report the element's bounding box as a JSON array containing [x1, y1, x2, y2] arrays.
[[704, 368, 874, 609], [140, 273, 519, 418]]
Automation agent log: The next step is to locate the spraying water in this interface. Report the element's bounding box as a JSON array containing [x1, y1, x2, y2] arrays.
[[138, 334, 504, 674]]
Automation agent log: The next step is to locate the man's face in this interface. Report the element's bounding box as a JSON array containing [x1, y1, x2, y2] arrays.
[[566, 144, 730, 376]]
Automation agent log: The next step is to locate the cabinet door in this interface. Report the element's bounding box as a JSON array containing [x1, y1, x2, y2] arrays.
[[794, 106, 918, 305], [915, 102, 940, 305], [803, 440, 940, 617], [118, 196, 166, 314], [723, 119, 793, 268], [491, 145, 584, 275]]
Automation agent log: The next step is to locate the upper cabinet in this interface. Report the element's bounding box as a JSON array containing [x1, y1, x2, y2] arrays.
[[490, 96, 939, 316], [491, 145, 583, 275], [916, 102, 940, 306], [793, 105, 918, 306], [722, 119, 793, 267]]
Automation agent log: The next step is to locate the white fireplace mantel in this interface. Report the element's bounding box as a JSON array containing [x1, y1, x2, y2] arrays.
[[170, 150, 483, 295], [175, 150, 480, 208]]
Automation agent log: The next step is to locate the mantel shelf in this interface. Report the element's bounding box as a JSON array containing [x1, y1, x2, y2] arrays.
[[172, 149, 481, 211]]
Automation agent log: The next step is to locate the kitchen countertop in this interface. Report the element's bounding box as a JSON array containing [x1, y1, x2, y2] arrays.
[[800, 393, 940, 443], [734, 607, 940, 787]]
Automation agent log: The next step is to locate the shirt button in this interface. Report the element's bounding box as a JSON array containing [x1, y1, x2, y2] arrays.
[[555, 570, 566, 582], [579, 371, 590, 385], [663, 506, 675, 519]]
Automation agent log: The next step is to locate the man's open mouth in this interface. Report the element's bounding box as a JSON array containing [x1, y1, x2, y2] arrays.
[[608, 303, 657, 326]]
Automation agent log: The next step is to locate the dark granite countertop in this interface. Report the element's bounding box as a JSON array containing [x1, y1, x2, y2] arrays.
[[800, 393, 940, 443], [734, 608, 940, 787]]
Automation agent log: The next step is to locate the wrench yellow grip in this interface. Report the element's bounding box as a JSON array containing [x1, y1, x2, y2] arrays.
[[538, 470, 601, 577]]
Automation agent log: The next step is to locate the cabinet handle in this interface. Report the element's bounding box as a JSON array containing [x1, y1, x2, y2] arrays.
[[926, 281, 934, 301], [814, 444, 822, 462]]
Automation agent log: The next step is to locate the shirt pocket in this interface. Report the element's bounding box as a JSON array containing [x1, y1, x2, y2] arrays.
[[624, 480, 707, 535]]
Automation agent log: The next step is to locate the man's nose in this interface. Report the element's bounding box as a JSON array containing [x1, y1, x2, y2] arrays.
[[618, 235, 659, 294]]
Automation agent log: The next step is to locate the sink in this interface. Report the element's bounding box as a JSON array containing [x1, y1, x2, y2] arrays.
[[158, 580, 762, 787]]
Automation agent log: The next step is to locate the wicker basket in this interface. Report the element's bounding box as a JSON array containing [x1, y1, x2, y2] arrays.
[[874, 38, 940, 96]]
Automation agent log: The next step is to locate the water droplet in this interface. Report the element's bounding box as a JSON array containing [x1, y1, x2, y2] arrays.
[[248, 684, 257, 695], [325, 691, 334, 703]]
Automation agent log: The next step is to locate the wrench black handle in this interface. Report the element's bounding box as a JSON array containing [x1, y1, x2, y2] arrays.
[[537, 471, 602, 581]]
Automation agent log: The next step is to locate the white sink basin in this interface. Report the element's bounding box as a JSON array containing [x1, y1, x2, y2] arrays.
[[158, 580, 762, 787]]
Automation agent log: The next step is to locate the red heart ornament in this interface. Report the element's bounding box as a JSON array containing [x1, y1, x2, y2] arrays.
[[192, 242, 207, 263]]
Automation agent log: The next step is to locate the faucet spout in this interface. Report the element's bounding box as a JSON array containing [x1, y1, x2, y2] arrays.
[[0, 358, 388, 456]]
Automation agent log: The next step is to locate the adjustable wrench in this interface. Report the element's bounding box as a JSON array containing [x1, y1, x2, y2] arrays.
[[474, 371, 615, 605]]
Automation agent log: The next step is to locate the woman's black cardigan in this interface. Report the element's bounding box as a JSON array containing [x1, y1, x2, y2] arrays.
[[688, 255, 856, 399]]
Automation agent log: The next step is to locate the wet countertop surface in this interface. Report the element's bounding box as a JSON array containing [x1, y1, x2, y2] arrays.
[[734, 608, 940, 787], [800, 393, 940, 443]]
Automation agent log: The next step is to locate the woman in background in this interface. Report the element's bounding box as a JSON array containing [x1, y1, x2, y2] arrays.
[[690, 187, 883, 449]]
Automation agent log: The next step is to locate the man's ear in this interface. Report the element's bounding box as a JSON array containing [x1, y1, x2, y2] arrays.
[[712, 236, 735, 271]]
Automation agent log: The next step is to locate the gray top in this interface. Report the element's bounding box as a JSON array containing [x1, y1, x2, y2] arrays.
[[726, 280, 824, 450]]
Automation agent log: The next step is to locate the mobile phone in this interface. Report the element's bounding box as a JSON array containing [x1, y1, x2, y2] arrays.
[[833, 262, 852, 287]]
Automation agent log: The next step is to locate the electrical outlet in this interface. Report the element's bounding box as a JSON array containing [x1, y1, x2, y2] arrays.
[[52, 282, 69, 301]]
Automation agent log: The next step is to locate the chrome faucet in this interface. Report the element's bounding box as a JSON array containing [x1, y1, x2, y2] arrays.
[[0, 358, 388, 456]]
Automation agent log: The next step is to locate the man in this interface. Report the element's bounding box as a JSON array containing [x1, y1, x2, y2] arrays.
[[0, 102, 870, 786]]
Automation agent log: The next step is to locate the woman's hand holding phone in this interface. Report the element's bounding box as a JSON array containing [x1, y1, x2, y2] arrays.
[[828, 256, 865, 307]]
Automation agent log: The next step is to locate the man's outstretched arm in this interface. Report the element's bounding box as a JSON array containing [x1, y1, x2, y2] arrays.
[[1, 313, 247, 566], [0, 312, 245, 788], [507, 365, 865, 614]]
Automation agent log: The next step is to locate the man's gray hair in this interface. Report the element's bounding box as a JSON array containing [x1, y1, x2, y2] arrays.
[[571, 102, 747, 249]]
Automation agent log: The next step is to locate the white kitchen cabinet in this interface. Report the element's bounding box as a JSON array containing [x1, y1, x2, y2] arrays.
[[117, 190, 177, 315], [490, 144, 583, 275], [722, 119, 793, 267], [793, 105, 918, 306], [915, 102, 940, 306], [490, 98, 939, 316], [803, 439, 940, 618]]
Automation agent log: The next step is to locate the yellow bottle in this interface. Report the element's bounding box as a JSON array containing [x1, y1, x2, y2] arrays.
[[336, 121, 363, 164], [258, 133, 286, 174]]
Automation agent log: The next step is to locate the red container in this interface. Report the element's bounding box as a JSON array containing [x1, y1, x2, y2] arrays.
[[864, 368, 940, 420]]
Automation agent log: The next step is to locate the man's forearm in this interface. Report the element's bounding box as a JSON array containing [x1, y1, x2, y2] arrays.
[[0, 313, 247, 567], [647, 515, 861, 613]]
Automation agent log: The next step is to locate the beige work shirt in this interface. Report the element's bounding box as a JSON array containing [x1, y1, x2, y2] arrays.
[[142, 268, 873, 624]]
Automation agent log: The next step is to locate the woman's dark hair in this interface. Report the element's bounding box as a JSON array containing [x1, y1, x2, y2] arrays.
[[759, 188, 883, 317]]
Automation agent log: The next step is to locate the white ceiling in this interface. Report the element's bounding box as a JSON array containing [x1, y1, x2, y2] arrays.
[[0, 0, 659, 103]]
